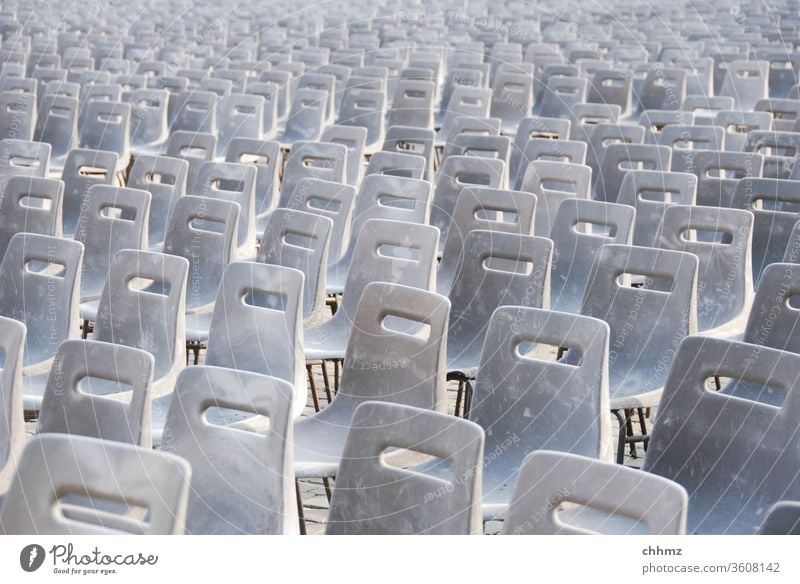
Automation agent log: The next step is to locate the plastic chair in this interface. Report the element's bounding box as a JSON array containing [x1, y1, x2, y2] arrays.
[[0, 176, 63, 261], [192, 161, 257, 257], [169, 90, 217, 133], [643, 336, 800, 534], [638, 67, 686, 113], [0, 91, 35, 141], [0, 317, 26, 495], [490, 70, 533, 135], [164, 131, 217, 195], [510, 117, 572, 181], [305, 219, 439, 361], [388, 79, 435, 130], [520, 160, 592, 237], [38, 340, 154, 447], [438, 187, 537, 296], [658, 205, 754, 337], [588, 69, 633, 114], [320, 125, 367, 187], [551, 199, 635, 314], [364, 150, 427, 180], [595, 144, 672, 203], [77, 100, 130, 171], [758, 502, 800, 535], [584, 124, 645, 187], [511, 139, 586, 190], [581, 244, 698, 463], [60, 149, 118, 237], [616, 170, 697, 247], [381, 125, 435, 181], [693, 151, 764, 208], [713, 110, 773, 152], [93, 249, 188, 400], [326, 174, 432, 294], [257, 209, 333, 326], [127, 155, 189, 250], [162, 366, 297, 534], [224, 138, 281, 233], [216, 93, 264, 156], [33, 95, 76, 169], [503, 451, 687, 535], [0, 434, 189, 535], [719, 60, 769, 110], [245, 81, 279, 137], [338, 87, 385, 149], [280, 87, 328, 143], [127, 88, 168, 155], [0, 139, 50, 184], [295, 282, 450, 480], [278, 141, 347, 207], [326, 402, 484, 535], [447, 231, 553, 380], [538, 76, 587, 119], [431, 155, 505, 253]]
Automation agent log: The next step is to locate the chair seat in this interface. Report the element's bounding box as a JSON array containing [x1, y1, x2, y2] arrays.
[[304, 318, 349, 360], [79, 300, 100, 323], [185, 312, 214, 343], [21, 371, 50, 412]]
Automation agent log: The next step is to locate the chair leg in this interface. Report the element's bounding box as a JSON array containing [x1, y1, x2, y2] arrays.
[[454, 380, 464, 417], [612, 409, 627, 464], [322, 477, 333, 503], [637, 407, 649, 451], [333, 359, 340, 392], [82, 320, 90, 339], [625, 408, 637, 457], [463, 380, 474, 419], [295, 480, 307, 535], [320, 360, 333, 403], [306, 364, 321, 412]]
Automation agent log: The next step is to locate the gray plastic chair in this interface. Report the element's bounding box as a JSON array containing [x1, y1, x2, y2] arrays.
[[467, 307, 610, 519], [78, 100, 130, 171], [0, 434, 190, 535], [0, 91, 34, 141], [638, 67, 686, 113], [381, 125, 436, 182], [720, 60, 769, 110], [510, 117, 572, 181], [692, 150, 764, 208], [745, 130, 800, 179], [192, 161, 257, 257], [584, 124, 645, 185], [681, 95, 735, 125], [38, 340, 154, 447], [224, 138, 281, 233], [431, 155, 505, 252], [93, 249, 188, 400], [162, 366, 297, 534], [595, 143, 672, 203], [582, 244, 697, 463], [616, 170, 697, 247], [520, 160, 592, 237], [280, 87, 328, 143], [199, 262, 306, 418], [321, 125, 368, 186], [538, 76, 587, 119], [76, 185, 151, 309], [60, 149, 118, 237], [34, 95, 77, 168], [0, 139, 50, 184], [245, 81, 279, 137], [278, 141, 347, 207], [658, 205, 754, 337], [644, 336, 800, 534], [447, 231, 553, 379], [295, 282, 451, 481], [216, 93, 264, 156], [164, 131, 217, 195], [388, 79, 435, 130], [127, 155, 189, 250], [127, 88, 168, 155], [588, 69, 633, 114], [338, 87, 385, 148], [512, 138, 587, 190], [326, 402, 484, 535], [551, 199, 635, 314], [639, 109, 693, 145], [714, 110, 773, 152], [305, 219, 439, 361], [258, 209, 333, 326], [490, 70, 533, 135], [503, 451, 687, 535], [0, 233, 84, 412], [758, 502, 800, 535], [166, 196, 239, 345], [0, 317, 25, 495], [169, 90, 217, 133], [364, 150, 427, 180], [326, 174, 432, 294], [0, 176, 63, 261]]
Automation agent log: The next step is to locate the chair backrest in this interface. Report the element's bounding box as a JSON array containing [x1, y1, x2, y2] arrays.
[[438, 187, 537, 295], [192, 161, 257, 254], [658, 205, 754, 332], [746, 130, 800, 179], [245, 81, 279, 135], [581, 244, 698, 402], [550, 200, 635, 313], [520, 160, 592, 237], [0, 91, 35, 141], [503, 451, 687, 534], [38, 340, 154, 446], [60, 148, 118, 236], [639, 109, 693, 144], [382, 125, 435, 181], [448, 231, 553, 367], [224, 138, 281, 219], [0, 139, 50, 183], [588, 69, 633, 112], [660, 126, 725, 173], [75, 185, 151, 299], [758, 502, 800, 535], [169, 90, 217, 133], [338, 87, 385, 145], [639, 66, 686, 112], [257, 209, 333, 325], [596, 143, 672, 203], [93, 250, 188, 390], [204, 262, 305, 417], [162, 366, 296, 534], [34, 95, 77, 161], [320, 125, 368, 187], [163, 195, 239, 311], [431, 155, 505, 249], [323, 282, 450, 413], [365, 150, 427, 180], [720, 60, 769, 109], [127, 155, 189, 248], [164, 131, 217, 192], [282, 87, 327, 142], [693, 150, 764, 207], [616, 170, 697, 247], [326, 402, 484, 535], [127, 88, 168, 148], [0, 233, 83, 367], [713, 109, 773, 151], [490, 70, 533, 133], [78, 100, 130, 162], [0, 317, 26, 493], [512, 138, 586, 190], [474, 307, 610, 463], [643, 336, 800, 534], [538, 75, 587, 118], [216, 93, 264, 155], [0, 176, 63, 260], [743, 262, 800, 355], [388, 79, 435, 129], [510, 117, 572, 180], [279, 141, 347, 206], [0, 434, 190, 534]]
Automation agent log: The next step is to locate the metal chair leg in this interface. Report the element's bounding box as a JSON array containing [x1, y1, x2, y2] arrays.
[[612, 409, 627, 464], [295, 479, 307, 535], [306, 364, 321, 412], [320, 360, 333, 403]]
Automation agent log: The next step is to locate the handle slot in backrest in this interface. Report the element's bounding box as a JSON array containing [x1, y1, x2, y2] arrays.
[[242, 289, 287, 311], [25, 259, 66, 278], [127, 277, 171, 296]]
